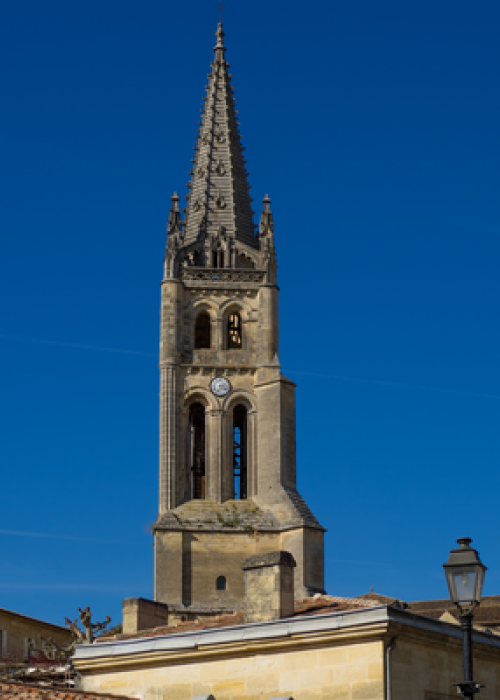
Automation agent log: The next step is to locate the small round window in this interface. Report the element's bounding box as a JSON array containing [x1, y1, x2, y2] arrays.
[[216, 575, 227, 591]]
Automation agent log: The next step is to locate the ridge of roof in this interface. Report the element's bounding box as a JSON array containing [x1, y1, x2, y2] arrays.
[[355, 592, 407, 606]]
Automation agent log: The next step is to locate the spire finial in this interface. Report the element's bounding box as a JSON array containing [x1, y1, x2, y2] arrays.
[[215, 19, 225, 51], [215, 1, 226, 23]]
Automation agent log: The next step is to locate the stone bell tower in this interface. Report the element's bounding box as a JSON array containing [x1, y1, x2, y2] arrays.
[[153, 21, 325, 618]]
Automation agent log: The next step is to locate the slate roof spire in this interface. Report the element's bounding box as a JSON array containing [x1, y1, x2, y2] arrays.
[[183, 21, 257, 249]]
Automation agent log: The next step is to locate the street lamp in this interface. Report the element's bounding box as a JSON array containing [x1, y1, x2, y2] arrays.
[[443, 537, 487, 698]]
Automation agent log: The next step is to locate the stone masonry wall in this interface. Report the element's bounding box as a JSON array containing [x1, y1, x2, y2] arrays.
[[79, 640, 385, 700], [392, 636, 500, 700], [0, 610, 72, 662]]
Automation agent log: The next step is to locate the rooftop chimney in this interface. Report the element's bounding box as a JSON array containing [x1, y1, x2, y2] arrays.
[[242, 551, 296, 623]]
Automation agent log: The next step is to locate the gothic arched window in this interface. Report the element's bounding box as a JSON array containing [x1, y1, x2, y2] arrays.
[[216, 575, 227, 591], [227, 312, 242, 349], [195, 311, 211, 349], [189, 403, 206, 499], [233, 405, 247, 499]]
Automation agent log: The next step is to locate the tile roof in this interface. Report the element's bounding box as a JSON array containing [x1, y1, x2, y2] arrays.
[[100, 594, 381, 642], [88, 591, 500, 646], [412, 606, 500, 628], [0, 681, 133, 699], [358, 592, 500, 630], [409, 594, 500, 613], [293, 594, 381, 617], [355, 592, 406, 606]]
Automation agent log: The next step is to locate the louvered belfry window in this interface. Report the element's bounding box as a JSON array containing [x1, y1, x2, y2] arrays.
[[189, 403, 206, 499], [227, 312, 242, 349], [195, 311, 211, 349], [233, 404, 247, 499]]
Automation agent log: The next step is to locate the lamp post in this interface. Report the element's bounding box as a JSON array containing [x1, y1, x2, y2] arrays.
[[443, 537, 487, 698]]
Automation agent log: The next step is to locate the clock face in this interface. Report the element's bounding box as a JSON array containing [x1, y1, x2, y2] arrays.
[[210, 376, 231, 397]]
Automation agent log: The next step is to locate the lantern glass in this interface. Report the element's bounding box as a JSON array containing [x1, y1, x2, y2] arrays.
[[448, 567, 477, 606], [443, 538, 487, 609]]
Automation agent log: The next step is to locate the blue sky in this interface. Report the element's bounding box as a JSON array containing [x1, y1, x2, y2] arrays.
[[1, 0, 499, 628]]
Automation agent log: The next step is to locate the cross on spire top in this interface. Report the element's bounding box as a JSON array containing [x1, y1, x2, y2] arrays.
[[216, 1, 226, 22]]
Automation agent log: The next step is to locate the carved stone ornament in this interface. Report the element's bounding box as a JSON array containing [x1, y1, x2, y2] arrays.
[[215, 193, 226, 209], [215, 160, 225, 175], [181, 269, 265, 283]]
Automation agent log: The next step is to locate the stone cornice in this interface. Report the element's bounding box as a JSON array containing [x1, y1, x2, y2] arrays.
[[160, 278, 183, 287], [152, 521, 311, 534], [253, 375, 296, 390]]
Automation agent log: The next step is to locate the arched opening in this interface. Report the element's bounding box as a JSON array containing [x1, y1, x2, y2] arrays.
[[233, 405, 247, 499], [216, 575, 227, 591], [194, 311, 211, 349], [227, 312, 242, 349], [212, 250, 224, 268], [189, 403, 206, 499]]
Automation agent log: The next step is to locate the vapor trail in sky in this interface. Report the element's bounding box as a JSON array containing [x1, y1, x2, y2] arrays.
[[1, 334, 498, 401], [0, 529, 143, 545], [0, 582, 147, 591], [0, 334, 157, 357], [285, 370, 500, 401]]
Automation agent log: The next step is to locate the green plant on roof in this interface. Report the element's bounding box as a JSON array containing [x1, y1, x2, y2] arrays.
[[216, 513, 240, 528]]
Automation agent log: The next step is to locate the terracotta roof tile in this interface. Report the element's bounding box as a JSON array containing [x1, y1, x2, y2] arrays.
[[293, 594, 381, 616], [114, 611, 245, 640], [107, 595, 381, 641], [412, 605, 500, 627], [90, 591, 500, 645], [0, 681, 133, 699], [355, 592, 407, 607], [358, 592, 500, 629]]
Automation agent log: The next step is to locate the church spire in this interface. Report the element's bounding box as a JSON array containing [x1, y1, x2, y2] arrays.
[[183, 21, 257, 249]]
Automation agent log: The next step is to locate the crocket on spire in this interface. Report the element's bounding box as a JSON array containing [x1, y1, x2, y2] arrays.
[[182, 21, 257, 249]]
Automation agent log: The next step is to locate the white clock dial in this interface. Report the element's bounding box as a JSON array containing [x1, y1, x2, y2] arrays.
[[210, 376, 231, 397]]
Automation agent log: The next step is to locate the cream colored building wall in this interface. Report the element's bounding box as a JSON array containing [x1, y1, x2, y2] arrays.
[[392, 636, 500, 700], [0, 610, 72, 661], [80, 639, 385, 700]]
